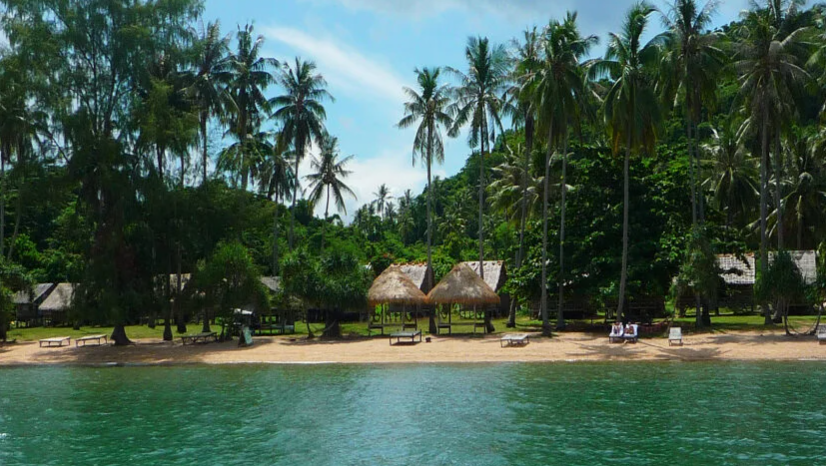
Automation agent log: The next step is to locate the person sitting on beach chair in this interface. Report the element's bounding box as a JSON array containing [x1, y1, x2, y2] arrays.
[[609, 322, 624, 343], [623, 323, 639, 343]]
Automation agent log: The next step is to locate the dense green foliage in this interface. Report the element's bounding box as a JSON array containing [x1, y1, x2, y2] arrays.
[[1, 0, 826, 343]]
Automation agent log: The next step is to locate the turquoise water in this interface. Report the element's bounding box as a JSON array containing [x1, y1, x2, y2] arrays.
[[1, 362, 825, 465]]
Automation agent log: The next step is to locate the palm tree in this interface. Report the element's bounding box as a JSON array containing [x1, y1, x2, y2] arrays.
[[589, 2, 664, 323], [257, 141, 295, 275], [397, 67, 453, 298], [659, 0, 725, 225], [225, 24, 278, 191], [188, 20, 234, 185], [734, 3, 810, 322], [305, 133, 356, 249], [449, 37, 510, 293], [505, 27, 541, 328], [373, 183, 391, 219], [535, 13, 597, 332], [271, 58, 333, 250], [781, 131, 826, 249], [489, 142, 541, 221], [702, 120, 759, 227]]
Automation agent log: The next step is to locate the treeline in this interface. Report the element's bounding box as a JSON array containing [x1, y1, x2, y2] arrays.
[[1, 0, 826, 343]]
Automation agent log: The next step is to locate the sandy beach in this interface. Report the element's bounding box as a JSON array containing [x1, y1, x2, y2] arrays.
[[1, 330, 825, 366]]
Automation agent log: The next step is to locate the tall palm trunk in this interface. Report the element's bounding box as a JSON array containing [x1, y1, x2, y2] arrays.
[[201, 112, 209, 184], [479, 119, 494, 334], [509, 112, 533, 328], [7, 177, 23, 260], [321, 184, 330, 250], [617, 129, 632, 323], [272, 191, 279, 275], [288, 145, 301, 250], [540, 121, 553, 336], [774, 133, 783, 250], [760, 110, 771, 325], [686, 116, 698, 226], [695, 122, 705, 224], [427, 123, 437, 334], [0, 154, 5, 257], [557, 134, 568, 330]]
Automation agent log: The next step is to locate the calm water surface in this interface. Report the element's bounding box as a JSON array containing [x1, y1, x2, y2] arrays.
[[1, 362, 825, 465]]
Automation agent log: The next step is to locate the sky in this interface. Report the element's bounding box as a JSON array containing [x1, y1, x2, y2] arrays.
[[202, 0, 756, 220]]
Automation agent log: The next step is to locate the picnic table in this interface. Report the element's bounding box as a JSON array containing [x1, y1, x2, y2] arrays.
[[39, 336, 71, 348], [500, 334, 530, 348], [76, 334, 108, 347], [180, 332, 218, 345], [389, 330, 422, 345]]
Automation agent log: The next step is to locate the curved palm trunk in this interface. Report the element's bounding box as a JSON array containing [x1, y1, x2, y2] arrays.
[[557, 135, 568, 330], [427, 125, 437, 335], [760, 110, 771, 325], [541, 122, 553, 337], [617, 130, 632, 324]]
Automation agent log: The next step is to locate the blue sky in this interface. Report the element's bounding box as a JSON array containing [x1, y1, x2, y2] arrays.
[[203, 0, 755, 219]]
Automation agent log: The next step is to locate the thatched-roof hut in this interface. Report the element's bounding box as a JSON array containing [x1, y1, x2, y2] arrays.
[[38, 283, 74, 325], [459, 260, 509, 313], [368, 266, 428, 306], [397, 263, 435, 294], [428, 264, 499, 335], [13, 283, 55, 326], [260, 276, 280, 294], [366, 266, 425, 334]]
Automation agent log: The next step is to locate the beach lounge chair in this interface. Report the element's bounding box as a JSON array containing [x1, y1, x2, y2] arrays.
[[817, 325, 826, 345], [609, 325, 624, 343], [39, 336, 71, 348], [668, 327, 683, 346], [623, 324, 639, 343], [500, 334, 530, 347]]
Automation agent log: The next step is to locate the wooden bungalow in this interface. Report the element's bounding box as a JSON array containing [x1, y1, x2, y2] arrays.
[[366, 266, 427, 335], [37, 283, 75, 326], [13, 283, 56, 327], [427, 264, 500, 335], [459, 260, 509, 315]]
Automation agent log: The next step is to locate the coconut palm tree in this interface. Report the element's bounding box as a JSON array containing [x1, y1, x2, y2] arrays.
[[188, 20, 234, 185], [488, 142, 541, 221], [702, 120, 759, 227], [397, 67, 453, 297], [734, 4, 810, 323], [373, 183, 391, 219], [224, 24, 278, 191], [271, 58, 333, 250], [257, 141, 295, 275], [449, 37, 510, 289], [781, 131, 826, 249], [504, 27, 541, 328], [659, 0, 725, 226], [589, 2, 664, 323], [530, 13, 597, 333], [305, 133, 356, 250]]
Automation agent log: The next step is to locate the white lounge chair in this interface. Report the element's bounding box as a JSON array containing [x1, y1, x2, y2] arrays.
[[609, 325, 624, 343], [817, 325, 826, 345], [623, 324, 639, 343], [669, 327, 683, 346]]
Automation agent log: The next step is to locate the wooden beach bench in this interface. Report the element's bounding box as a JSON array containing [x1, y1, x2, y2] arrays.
[[180, 332, 217, 345], [76, 334, 108, 347], [500, 334, 530, 348], [39, 336, 70, 348], [389, 330, 422, 345], [668, 327, 683, 346]]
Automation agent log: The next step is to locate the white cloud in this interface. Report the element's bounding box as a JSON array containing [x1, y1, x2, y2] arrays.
[[262, 26, 410, 106]]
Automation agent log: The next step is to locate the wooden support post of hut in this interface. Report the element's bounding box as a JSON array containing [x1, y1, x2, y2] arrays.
[[427, 264, 500, 335], [367, 266, 428, 336]]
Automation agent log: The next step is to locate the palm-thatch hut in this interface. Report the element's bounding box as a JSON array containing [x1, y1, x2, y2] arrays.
[[38, 283, 75, 326], [366, 266, 427, 335], [13, 283, 55, 327], [428, 264, 500, 335], [459, 260, 509, 314], [397, 263, 435, 294]]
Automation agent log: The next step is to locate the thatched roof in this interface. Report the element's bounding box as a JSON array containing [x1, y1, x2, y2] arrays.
[[459, 260, 506, 292], [716, 251, 818, 286], [13, 283, 54, 305], [260, 276, 280, 293], [368, 266, 428, 306], [427, 264, 500, 305], [397, 263, 434, 293], [39, 283, 74, 313]]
